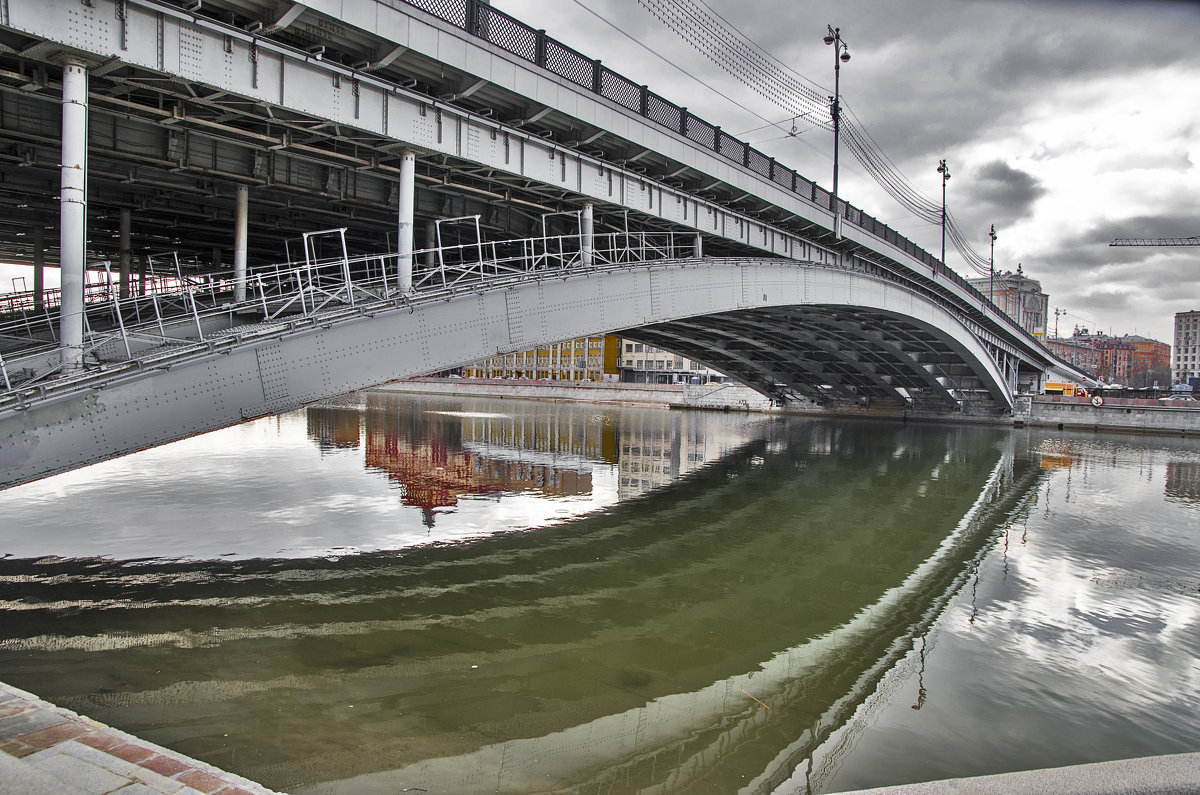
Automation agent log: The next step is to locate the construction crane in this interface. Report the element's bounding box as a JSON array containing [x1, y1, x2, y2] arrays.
[[1110, 237, 1200, 246]]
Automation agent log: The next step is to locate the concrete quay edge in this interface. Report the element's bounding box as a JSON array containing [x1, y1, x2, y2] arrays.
[[0, 680, 280, 795], [826, 752, 1200, 795], [3, 680, 1198, 794]]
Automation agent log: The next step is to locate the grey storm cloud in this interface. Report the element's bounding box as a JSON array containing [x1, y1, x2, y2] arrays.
[[971, 161, 1046, 223], [1033, 212, 1200, 275]]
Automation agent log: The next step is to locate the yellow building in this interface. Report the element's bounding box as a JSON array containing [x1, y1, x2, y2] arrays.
[[462, 335, 622, 381]]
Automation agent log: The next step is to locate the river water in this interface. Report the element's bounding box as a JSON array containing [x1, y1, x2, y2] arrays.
[[1, 391, 1198, 794]]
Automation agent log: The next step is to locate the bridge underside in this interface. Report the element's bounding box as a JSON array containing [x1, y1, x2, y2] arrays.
[[627, 306, 1000, 413]]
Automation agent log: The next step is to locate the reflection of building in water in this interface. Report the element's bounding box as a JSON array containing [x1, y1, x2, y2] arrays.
[[1035, 439, 1078, 471], [306, 406, 361, 451], [365, 428, 593, 525], [1165, 461, 1200, 502], [617, 413, 745, 498], [354, 399, 602, 525], [456, 407, 618, 464]]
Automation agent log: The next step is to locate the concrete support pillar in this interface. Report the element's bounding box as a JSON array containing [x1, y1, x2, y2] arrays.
[[424, 220, 436, 268], [694, 233, 703, 259], [397, 151, 415, 293], [59, 59, 90, 367], [118, 208, 131, 300], [581, 202, 594, 267], [32, 226, 45, 313], [234, 184, 249, 303]]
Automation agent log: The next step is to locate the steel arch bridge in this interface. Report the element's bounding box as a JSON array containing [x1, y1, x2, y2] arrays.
[[2, 233, 1063, 488], [0, 0, 1089, 487]]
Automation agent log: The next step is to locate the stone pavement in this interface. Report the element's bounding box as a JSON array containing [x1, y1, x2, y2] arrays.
[[0, 681, 279, 795]]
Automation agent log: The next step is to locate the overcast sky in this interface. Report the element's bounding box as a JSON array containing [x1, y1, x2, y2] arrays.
[[496, 0, 1200, 344]]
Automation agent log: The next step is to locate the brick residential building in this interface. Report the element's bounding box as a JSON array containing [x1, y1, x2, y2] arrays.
[[1123, 335, 1171, 388], [1045, 329, 1169, 387]]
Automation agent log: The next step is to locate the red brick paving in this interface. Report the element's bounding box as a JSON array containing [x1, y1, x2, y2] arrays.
[[178, 767, 231, 793], [76, 731, 126, 751], [140, 753, 191, 777], [17, 720, 89, 749], [0, 682, 279, 793], [0, 737, 36, 758]]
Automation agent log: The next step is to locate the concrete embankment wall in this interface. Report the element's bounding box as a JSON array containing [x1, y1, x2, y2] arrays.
[[378, 380, 1200, 435], [373, 377, 783, 411], [1015, 395, 1200, 435]]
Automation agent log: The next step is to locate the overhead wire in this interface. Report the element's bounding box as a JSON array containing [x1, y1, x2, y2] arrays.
[[638, 0, 996, 272], [565, 0, 778, 127]]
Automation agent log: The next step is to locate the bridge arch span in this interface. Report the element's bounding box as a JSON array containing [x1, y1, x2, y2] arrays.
[[2, 257, 1008, 488]]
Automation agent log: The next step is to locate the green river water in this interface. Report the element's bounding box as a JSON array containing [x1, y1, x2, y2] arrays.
[[1, 392, 1197, 793]]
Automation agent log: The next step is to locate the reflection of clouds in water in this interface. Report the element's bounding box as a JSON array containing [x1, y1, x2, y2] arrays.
[[812, 434, 1200, 793], [0, 400, 641, 561], [947, 459, 1200, 727]]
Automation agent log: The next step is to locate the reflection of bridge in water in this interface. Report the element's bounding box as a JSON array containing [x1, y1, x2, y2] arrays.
[[0, 412, 1048, 793]]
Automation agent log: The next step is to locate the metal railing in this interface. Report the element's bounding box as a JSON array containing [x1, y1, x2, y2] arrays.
[[0, 229, 701, 409]]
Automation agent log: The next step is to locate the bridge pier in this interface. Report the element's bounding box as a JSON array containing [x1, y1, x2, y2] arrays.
[[397, 150, 415, 293], [32, 226, 45, 313], [425, 220, 437, 268], [581, 202, 594, 267], [58, 58, 88, 368], [117, 208, 130, 302], [234, 184, 249, 303]]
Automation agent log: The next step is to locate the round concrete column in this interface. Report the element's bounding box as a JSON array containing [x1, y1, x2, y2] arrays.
[[59, 58, 88, 367], [397, 151, 415, 293]]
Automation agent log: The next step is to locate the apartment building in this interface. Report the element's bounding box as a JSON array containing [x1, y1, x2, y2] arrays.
[[1174, 310, 1200, 385], [462, 335, 622, 381]]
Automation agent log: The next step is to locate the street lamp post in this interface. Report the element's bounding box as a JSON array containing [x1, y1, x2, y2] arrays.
[[988, 223, 997, 305], [937, 159, 950, 269], [824, 25, 850, 240]]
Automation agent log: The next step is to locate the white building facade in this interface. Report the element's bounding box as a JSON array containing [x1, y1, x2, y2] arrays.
[[1174, 310, 1200, 385]]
